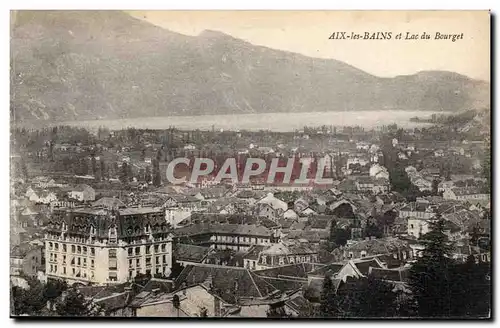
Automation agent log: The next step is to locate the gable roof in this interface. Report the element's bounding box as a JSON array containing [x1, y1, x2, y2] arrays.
[[307, 262, 345, 277], [353, 258, 385, 276], [254, 263, 320, 279], [174, 264, 278, 304], [369, 267, 409, 283]]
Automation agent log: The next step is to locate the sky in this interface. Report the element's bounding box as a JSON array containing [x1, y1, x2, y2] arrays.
[[127, 10, 490, 81]]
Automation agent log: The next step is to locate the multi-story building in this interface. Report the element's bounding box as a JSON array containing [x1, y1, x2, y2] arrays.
[[250, 241, 319, 270], [174, 223, 274, 252], [443, 187, 490, 202], [44, 206, 173, 285]]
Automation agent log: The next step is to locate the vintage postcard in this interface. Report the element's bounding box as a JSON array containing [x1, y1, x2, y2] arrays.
[[10, 10, 491, 319]]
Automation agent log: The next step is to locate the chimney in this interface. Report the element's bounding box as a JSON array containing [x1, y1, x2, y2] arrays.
[[152, 288, 160, 295]]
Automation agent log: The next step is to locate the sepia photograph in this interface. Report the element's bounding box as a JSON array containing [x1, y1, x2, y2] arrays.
[[9, 9, 491, 319]]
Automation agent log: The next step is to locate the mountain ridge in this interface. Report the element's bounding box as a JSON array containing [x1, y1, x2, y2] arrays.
[[10, 10, 490, 123]]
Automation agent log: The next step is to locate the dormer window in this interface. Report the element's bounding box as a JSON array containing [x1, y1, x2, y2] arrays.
[[61, 222, 67, 232], [145, 225, 151, 234], [109, 225, 117, 243], [90, 225, 96, 235]]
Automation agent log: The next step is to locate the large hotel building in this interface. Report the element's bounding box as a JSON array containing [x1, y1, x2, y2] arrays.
[[44, 206, 173, 284]]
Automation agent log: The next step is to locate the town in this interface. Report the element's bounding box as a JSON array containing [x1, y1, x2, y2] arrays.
[[10, 112, 491, 318]]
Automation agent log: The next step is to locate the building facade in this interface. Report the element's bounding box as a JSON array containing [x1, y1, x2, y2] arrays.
[[44, 206, 173, 284]]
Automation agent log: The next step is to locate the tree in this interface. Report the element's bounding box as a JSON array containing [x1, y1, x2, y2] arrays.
[[337, 276, 399, 318], [145, 165, 152, 184], [319, 276, 338, 317], [152, 158, 162, 187], [363, 221, 383, 239], [120, 162, 129, 183], [55, 288, 102, 317], [11, 277, 47, 316], [431, 179, 439, 195], [331, 228, 350, 247], [408, 215, 454, 317]]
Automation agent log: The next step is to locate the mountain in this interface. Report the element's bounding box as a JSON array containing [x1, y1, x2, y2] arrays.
[[10, 11, 490, 123]]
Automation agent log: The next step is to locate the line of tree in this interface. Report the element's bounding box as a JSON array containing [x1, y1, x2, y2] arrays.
[[317, 214, 491, 319]]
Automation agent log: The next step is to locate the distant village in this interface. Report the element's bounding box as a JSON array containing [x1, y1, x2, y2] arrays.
[[10, 120, 491, 318]]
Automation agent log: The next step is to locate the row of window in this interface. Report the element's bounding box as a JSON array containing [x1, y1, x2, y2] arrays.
[[48, 264, 95, 279], [260, 255, 313, 265], [128, 266, 169, 278], [49, 253, 96, 268], [48, 242, 96, 256], [127, 244, 169, 256], [213, 235, 270, 244], [128, 255, 168, 269]]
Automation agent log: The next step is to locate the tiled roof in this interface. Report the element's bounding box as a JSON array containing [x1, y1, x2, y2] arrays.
[[307, 263, 344, 277], [174, 223, 272, 238], [254, 263, 320, 279], [174, 264, 279, 304], [345, 237, 410, 254], [174, 244, 212, 263], [46, 207, 169, 239], [242, 245, 267, 261]]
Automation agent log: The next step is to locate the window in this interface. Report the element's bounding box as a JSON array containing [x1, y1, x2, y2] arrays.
[[55, 243, 59, 251], [83, 258, 87, 267], [129, 259, 133, 267], [63, 267, 66, 275], [135, 247, 140, 255], [146, 257, 152, 266], [50, 264, 53, 272], [91, 259, 95, 269], [109, 249, 117, 270], [83, 246, 87, 254], [72, 268, 76, 275], [128, 248, 133, 256], [91, 248, 95, 256], [161, 244, 166, 252], [49, 253, 53, 261], [136, 259, 140, 267], [108, 272, 118, 282], [289, 257, 295, 264], [261, 255, 267, 265], [156, 256, 160, 264], [77, 246, 81, 254], [54, 265, 58, 272], [77, 257, 81, 266], [109, 226, 117, 243], [162, 255, 166, 263], [278, 257, 285, 265], [63, 244, 67, 252], [129, 271, 134, 278], [154, 245, 159, 253], [146, 246, 151, 255]]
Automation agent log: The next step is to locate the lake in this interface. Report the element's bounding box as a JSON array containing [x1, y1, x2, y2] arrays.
[[62, 110, 448, 132]]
